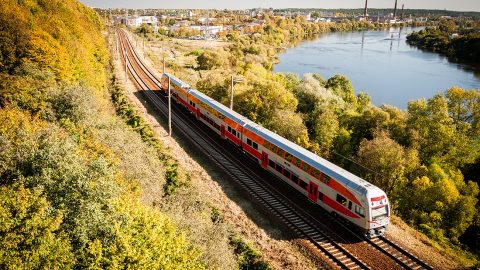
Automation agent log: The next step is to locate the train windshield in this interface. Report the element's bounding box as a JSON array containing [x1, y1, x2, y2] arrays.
[[372, 205, 389, 221]]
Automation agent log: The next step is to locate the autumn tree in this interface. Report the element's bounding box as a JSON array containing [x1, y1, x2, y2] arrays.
[[325, 75, 357, 106], [266, 109, 310, 148], [356, 129, 419, 197], [197, 50, 225, 70], [0, 184, 74, 269]]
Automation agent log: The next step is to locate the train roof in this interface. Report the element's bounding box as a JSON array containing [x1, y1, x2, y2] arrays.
[[186, 82, 384, 198], [188, 89, 251, 126], [163, 73, 190, 89], [244, 122, 379, 196]]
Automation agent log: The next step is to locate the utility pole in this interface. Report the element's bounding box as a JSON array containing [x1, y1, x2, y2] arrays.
[[230, 75, 243, 110], [230, 75, 234, 109], [364, 0, 368, 20], [393, 0, 398, 19], [168, 76, 172, 136]]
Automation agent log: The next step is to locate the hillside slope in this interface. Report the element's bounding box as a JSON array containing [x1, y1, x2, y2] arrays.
[[0, 1, 204, 268]]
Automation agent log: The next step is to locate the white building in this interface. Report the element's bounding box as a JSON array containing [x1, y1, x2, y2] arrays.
[[191, 25, 224, 35], [124, 16, 158, 27]]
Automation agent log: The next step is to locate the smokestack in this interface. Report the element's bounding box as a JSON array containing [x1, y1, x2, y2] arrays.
[[364, 0, 368, 19], [401, 4, 404, 20], [393, 0, 398, 18]]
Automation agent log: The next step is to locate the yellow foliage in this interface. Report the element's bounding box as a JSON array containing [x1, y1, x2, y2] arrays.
[[1, 0, 108, 91]]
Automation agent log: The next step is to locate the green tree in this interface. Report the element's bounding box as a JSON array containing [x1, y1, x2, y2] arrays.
[[266, 109, 309, 148], [325, 75, 357, 106], [356, 129, 418, 196], [196, 51, 225, 70], [136, 23, 153, 35], [0, 184, 74, 269], [309, 105, 339, 157]]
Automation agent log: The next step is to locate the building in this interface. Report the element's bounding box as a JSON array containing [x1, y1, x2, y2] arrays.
[[123, 16, 158, 27]]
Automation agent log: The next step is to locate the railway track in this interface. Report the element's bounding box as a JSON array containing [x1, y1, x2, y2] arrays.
[[368, 237, 433, 270], [116, 28, 432, 270]]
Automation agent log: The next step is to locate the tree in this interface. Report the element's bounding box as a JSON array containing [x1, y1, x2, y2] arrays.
[[356, 129, 418, 197], [196, 73, 229, 103], [266, 109, 309, 148], [196, 51, 224, 70], [407, 96, 455, 163], [438, 19, 457, 34], [0, 184, 74, 269], [136, 23, 153, 35], [232, 64, 298, 123], [407, 94, 479, 167], [399, 164, 479, 243], [309, 105, 339, 157], [325, 75, 357, 106]]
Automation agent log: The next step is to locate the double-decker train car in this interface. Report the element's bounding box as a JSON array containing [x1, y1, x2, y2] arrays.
[[160, 73, 390, 237]]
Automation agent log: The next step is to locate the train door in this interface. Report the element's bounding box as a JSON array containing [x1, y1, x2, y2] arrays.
[[261, 152, 268, 168], [220, 125, 226, 139], [308, 182, 319, 202]]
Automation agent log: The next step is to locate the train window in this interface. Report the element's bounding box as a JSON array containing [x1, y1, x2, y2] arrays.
[[275, 163, 283, 173], [232, 129, 236, 136], [247, 138, 252, 146], [336, 194, 347, 207], [252, 142, 258, 150], [319, 192, 324, 201], [301, 162, 311, 173], [320, 174, 331, 185], [228, 126, 232, 133], [284, 152, 292, 162], [269, 159, 275, 168], [355, 205, 365, 217], [277, 149, 285, 158], [292, 174, 299, 183], [348, 201, 352, 210], [299, 180, 308, 190], [292, 157, 302, 167], [263, 141, 270, 149], [283, 169, 291, 179], [269, 144, 276, 152], [311, 169, 321, 179]]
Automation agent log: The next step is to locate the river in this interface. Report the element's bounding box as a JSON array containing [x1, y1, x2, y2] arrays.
[[274, 27, 480, 109]]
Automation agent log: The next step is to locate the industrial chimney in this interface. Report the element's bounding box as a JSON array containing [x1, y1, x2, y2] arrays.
[[393, 0, 398, 18], [364, 0, 368, 20]]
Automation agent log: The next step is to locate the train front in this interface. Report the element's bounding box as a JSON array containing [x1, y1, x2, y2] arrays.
[[366, 188, 390, 238]]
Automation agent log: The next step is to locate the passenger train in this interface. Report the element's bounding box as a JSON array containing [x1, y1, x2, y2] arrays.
[[160, 73, 390, 237]]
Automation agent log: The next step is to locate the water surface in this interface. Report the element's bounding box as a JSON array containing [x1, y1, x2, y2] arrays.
[[274, 27, 480, 108]]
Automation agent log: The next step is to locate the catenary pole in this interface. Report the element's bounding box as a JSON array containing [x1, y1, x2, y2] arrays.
[[230, 75, 234, 109], [168, 76, 172, 136]]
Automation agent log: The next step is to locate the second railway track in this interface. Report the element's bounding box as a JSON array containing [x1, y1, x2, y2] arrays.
[[116, 28, 433, 270]]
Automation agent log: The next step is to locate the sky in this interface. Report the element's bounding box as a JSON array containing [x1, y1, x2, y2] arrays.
[[79, 0, 480, 12]]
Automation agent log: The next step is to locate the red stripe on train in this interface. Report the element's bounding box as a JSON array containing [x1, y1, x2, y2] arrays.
[[322, 196, 361, 219], [370, 195, 385, 202], [242, 143, 262, 160]]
